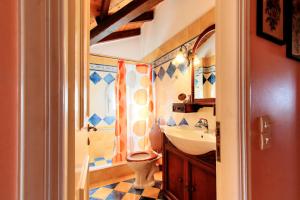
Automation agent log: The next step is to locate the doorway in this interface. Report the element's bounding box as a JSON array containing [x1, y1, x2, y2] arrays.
[[18, 0, 252, 200]]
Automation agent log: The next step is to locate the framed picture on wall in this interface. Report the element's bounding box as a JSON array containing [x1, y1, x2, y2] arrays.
[[257, 0, 285, 45], [286, 0, 300, 61]]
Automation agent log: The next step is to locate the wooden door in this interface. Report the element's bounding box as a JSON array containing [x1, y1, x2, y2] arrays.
[[79, 156, 90, 200], [165, 151, 185, 200], [249, 0, 300, 199]]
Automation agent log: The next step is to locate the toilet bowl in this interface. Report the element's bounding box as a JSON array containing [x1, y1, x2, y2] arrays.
[[126, 124, 163, 189], [127, 151, 161, 189]]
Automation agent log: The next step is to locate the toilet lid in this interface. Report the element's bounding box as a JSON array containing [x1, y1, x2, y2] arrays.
[[149, 123, 163, 153], [126, 151, 158, 162]]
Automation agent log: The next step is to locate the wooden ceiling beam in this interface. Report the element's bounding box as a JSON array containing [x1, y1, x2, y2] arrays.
[[90, 0, 163, 45], [97, 10, 154, 25], [98, 28, 141, 43], [131, 11, 154, 23], [96, 0, 111, 22]]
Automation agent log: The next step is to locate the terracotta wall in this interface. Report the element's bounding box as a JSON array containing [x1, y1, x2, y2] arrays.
[[250, 0, 300, 199], [0, 0, 18, 199]]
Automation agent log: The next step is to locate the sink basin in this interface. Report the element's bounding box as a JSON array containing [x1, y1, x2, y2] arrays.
[[161, 126, 216, 155]]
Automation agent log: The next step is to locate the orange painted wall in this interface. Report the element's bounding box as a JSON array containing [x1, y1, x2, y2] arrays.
[[0, 0, 18, 199], [250, 0, 300, 199]]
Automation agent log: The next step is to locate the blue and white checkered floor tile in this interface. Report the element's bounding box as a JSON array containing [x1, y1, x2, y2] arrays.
[[89, 176, 164, 200]]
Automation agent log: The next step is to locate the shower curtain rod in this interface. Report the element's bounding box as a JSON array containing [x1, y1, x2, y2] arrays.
[[90, 53, 150, 65]]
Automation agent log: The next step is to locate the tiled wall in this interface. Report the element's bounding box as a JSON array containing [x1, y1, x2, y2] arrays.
[[89, 64, 117, 127], [153, 50, 216, 131]]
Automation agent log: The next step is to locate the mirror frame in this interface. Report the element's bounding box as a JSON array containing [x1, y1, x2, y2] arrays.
[[191, 24, 216, 106]]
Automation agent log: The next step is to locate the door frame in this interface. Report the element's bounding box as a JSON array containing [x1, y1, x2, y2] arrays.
[[238, 0, 251, 198], [19, 0, 69, 199], [238, 0, 251, 199], [18, 0, 250, 200], [215, 0, 250, 199]]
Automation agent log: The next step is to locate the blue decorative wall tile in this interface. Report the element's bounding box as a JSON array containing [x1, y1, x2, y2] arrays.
[[90, 72, 102, 85], [153, 71, 157, 82], [89, 114, 102, 126], [95, 157, 105, 161], [166, 62, 176, 78], [178, 63, 188, 74], [158, 67, 165, 80], [103, 116, 116, 125], [208, 73, 216, 84], [203, 75, 207, 84], [179, 118, 189, 126], [107, 159, 112, 164], [89, 66, 116, 129], [167, 117, 176, 126], [89, 157, 113, 169], [104, 73, 115, 84], [89, 163, 96, 167]]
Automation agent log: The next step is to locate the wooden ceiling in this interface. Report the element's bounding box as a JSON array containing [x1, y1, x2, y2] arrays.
[[90, 0, 163, 45], [109, 0, 133, 14]]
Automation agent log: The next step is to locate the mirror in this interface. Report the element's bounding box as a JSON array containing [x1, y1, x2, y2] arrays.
[[191, 25, 216, 105]]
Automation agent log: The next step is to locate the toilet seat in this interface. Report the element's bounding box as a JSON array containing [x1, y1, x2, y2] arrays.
[[127, 151, 158, 162], [125, 124, 163, 189]]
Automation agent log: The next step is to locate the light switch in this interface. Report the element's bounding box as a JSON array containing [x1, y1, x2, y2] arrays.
[[259, 115, 271, 133], [259, 116, 272, 150], [260, 133, 271, 150]]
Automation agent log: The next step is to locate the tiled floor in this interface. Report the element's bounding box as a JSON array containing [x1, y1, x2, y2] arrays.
[[89, 172, 164, 200], [89, 157, 113, 168]]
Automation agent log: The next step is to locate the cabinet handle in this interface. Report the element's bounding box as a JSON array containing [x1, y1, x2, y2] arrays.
[[178, 177, 183, 183]]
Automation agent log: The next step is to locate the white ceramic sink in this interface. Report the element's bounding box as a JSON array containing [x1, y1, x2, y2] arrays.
[[161, 126, 216, 155]]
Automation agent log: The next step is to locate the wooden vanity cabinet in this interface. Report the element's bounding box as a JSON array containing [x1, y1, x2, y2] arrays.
[[163, 136, 216, 200], [165, 151, 185, 200]]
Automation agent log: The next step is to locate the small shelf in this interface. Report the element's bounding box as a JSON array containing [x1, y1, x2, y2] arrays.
[[173, 102, 216, 114], [172, 103, 202, 113], [194, 98, 216, 106]]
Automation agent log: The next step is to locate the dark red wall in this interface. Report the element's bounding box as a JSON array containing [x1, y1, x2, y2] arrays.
[[0, 0, 18, 199], [250, 0, 300, 199]]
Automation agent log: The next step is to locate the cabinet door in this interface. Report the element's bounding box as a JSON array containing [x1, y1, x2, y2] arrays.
[[190, 163, 216, 200], [166, 151, 185, 200]]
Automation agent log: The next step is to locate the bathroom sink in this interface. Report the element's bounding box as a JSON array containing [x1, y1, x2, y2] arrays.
[[161, 126, 216, 155]]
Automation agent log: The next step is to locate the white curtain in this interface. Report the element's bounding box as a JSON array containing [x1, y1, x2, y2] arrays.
[[125, 62, 154, 153]]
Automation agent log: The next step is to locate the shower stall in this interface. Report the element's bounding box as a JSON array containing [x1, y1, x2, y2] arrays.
[[88, 63, 117, 169], [87, 61, 154, 172]]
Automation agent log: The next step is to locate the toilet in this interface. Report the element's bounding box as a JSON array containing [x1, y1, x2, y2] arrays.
[[126, 124, 163, 189]]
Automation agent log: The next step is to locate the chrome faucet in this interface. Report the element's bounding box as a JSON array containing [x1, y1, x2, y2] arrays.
[[195, 118, 209, 131]]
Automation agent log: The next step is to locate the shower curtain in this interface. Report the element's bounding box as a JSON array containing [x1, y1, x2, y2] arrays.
[[113, 60, 154, 162]]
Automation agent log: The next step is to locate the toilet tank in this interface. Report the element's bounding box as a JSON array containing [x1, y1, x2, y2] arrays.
[[149, 123, 163, 153]]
